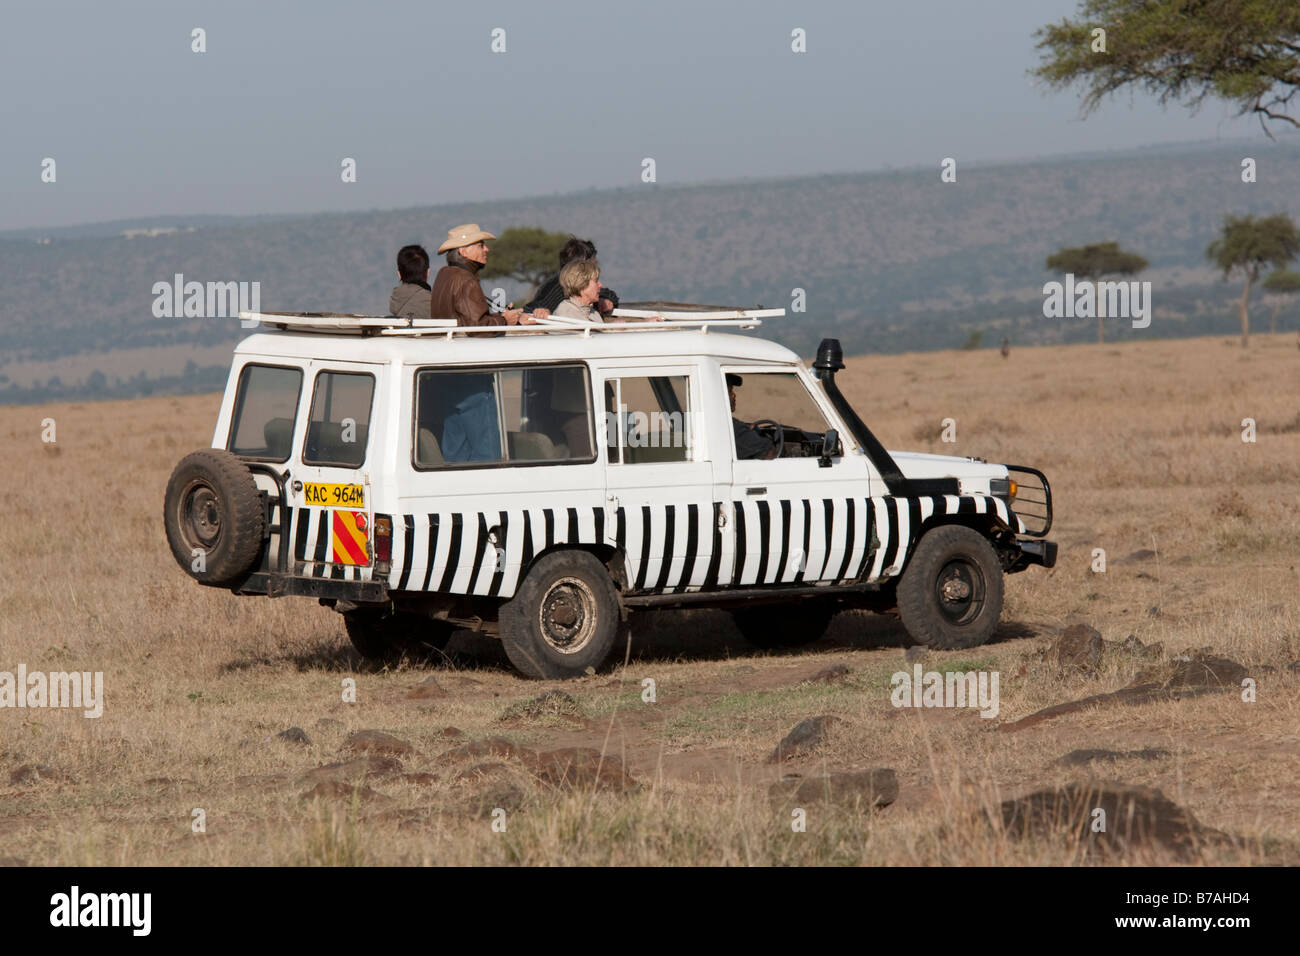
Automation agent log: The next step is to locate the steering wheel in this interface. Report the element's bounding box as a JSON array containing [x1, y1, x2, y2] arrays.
[[751, 419, 785, 459]]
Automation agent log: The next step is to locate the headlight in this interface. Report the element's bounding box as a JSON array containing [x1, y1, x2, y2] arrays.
[[990, 478, 1017, 500]]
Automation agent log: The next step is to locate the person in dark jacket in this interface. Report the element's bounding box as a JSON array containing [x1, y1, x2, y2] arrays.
[[389, 244, 432, 318], [430, 224, 548, 327], [527, 236, 619, 316], [728, 374, 777, 460]]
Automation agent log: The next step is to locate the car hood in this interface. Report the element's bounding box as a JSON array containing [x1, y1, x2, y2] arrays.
[[887, 450, 1008, 483]]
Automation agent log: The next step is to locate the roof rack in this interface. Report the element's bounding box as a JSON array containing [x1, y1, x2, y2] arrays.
[[238, 312, 457, 332], [238, 307, 784, 338]]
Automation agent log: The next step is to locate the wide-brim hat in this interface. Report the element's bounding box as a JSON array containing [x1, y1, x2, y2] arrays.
[[437, 223, 496, 254]]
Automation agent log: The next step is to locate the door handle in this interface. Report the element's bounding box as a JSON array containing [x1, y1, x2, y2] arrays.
[[746, 487, 767, 496]]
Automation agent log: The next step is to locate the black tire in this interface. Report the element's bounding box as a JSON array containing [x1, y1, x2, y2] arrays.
[[732, 601, 834, 649], [343, 608, 454, 662], [498, 550, 620, 679], [897, 525, 1003, 650], [164, 449, 264, 587]]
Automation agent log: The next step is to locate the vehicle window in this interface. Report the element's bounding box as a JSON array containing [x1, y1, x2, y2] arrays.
[[606, 375, 692, 464], [303, 371, 375, 468], [726, 371, 832, 461], [227, 363, 303, 462], [413, 364, 594, 468]]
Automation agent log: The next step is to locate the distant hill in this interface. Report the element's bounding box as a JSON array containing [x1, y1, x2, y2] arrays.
[[4, 136, 1300, 405]]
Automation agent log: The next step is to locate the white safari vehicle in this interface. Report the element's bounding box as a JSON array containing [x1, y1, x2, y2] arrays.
[[164, 309, 1055, 678]]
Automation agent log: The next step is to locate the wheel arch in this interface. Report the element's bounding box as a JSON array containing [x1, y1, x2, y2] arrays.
[[895, 510, 1013, 579]]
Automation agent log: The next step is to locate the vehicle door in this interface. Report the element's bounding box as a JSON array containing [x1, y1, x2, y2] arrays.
[[599, 366, 732, 594], [723, 368, 874, 586], [287, 362, 382, 581], [221, 359, 306, 576]]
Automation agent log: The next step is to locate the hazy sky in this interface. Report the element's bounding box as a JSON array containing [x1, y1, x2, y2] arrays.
[[0, 0, 1273, 231]]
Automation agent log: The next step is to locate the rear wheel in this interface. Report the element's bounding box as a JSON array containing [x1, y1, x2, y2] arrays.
[[343, 608, 455, 662], [499, 550, 621, 679], [897, 525, 1003, 650], [732, 601, 834, 649], [164, 449, 264, 586]]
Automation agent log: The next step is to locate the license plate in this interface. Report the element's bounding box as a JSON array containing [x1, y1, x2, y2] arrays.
[[303, 482, 365, 508]]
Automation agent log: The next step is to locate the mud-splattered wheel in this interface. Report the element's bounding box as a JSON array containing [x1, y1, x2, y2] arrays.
[[164, 449, 264, 586], [499, 550, 620, 679], [897, 525, 1003, 650]]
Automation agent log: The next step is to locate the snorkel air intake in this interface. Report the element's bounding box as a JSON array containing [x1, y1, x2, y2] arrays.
[[811, 338, 956, 496]]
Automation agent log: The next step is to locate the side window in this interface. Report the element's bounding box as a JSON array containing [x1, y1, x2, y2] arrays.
[[606, 375, 692, 464], [303, 371, 375, 468], [227, 363, 303, 462], [726, 371, 831, 461], [413, 364, 593, 468]]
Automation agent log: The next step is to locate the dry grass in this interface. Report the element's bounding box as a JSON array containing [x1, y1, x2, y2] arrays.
[[1, 333, 1298, 865]]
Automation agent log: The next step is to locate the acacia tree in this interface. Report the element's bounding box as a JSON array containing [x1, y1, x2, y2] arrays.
[[479, 227, 568, 296], [1033, 1, 1300, 134], [1045, 240, 1148, 343], [1206, 214, 1300, 346], [1262, 268, 1300, 333]]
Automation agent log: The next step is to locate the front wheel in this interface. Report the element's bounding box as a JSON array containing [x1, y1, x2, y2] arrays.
[[499, 550, 621, 679], [897, 525, 1003, 650]]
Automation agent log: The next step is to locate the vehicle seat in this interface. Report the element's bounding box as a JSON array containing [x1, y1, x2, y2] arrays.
[[306, 421, 369, 464], [509, 431, 559, 460], [417, 427, 443, 465], [264, 417, 294, 457]]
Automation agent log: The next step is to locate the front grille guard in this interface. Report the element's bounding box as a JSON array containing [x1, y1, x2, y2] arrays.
[[1005, 464, 1052, 537]]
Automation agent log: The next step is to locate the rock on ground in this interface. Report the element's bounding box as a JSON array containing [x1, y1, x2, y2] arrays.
[[342, 730, 416, 757], [300, 756, 403, 785], [768, 715, 840, 763], [1049, 624, 1104, 676], [992, 782, 1227, 860]]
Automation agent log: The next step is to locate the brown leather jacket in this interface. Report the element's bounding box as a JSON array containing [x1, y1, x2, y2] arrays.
[[430, 262, 500, 326]]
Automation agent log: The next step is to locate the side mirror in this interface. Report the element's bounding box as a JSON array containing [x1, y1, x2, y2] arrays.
[[819, 429, 839, 468]]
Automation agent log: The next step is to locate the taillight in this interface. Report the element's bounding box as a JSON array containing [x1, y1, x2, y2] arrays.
[[374, 514, 392, 562]]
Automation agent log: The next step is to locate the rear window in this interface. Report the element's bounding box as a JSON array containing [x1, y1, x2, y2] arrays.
[[303, 370, 375, 468], [413, 364, 594, 469], [227, 363, 303, 461]]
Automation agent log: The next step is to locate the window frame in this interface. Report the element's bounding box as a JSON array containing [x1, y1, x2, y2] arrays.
[[225, 361, 304, 464], [722, 368, 833, 464], [604, 369, 697, 466], [300, 368, 377, 469], [409, 361, 598, 472]]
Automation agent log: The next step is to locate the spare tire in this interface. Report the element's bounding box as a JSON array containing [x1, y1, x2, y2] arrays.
[[164, 449, 265, 586]]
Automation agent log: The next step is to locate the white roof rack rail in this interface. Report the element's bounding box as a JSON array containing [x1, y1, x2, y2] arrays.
[[240, 307, 784, 338], [238, 311, 457, 332], [612, 307, 785, 320]]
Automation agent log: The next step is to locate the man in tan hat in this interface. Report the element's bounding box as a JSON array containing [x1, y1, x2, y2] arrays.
[[430, 224, 548, 327]]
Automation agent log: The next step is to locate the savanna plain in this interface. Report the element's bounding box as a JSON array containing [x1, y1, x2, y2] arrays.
[[2, 332, 1297, 865]]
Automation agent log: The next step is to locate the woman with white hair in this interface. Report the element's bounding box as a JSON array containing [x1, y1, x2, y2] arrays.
[[550, 259, 604, 324]]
